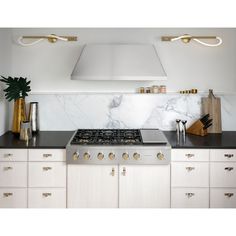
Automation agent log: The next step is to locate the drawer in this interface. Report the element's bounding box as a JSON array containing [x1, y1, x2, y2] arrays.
[[0, 162, 27, 187], [210, 149, 236, 162], [172, 149, 209, 162], [0, 149, 27, 162], [210, 163, 236, 187], [28, 162, 66, 187], [171, 188, 209, 208], [0, 188, 27, 208], [210, 188, 236, 208], [29, 149, 66, 162], [171, 162, 209, 187], [28, 188, 66, 208]]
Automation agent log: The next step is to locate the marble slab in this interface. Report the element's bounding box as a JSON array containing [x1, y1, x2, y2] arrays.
[[8, 93, 236, 131]]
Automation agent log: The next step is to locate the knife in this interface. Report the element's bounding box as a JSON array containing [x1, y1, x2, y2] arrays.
[[200, 114, 210, 125], [203, 123, 213, 130]]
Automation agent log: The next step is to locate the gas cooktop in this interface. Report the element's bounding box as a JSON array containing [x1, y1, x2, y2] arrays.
[[70, 129, 168, 145], [71, 129, 142, 145]]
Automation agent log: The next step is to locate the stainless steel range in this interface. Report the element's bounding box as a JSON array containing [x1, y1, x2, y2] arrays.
[[66, 129, 171, 165]]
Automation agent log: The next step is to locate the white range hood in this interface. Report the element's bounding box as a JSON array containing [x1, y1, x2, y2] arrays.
[[71, 44, 166, 80]]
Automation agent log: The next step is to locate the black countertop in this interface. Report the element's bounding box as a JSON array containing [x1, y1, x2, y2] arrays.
[[164, 131, 236, 149], [0, 130, 236, 149], [0, 131, 74, 149]]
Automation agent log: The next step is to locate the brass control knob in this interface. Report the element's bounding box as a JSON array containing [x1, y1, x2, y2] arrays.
[[133, 152, 141, 160], [83, 152, 90, 160], [97, 152, 104, 160], [108, 152, 115, 160], [157, 152, 165, 160], [122, 152, 129, 160], [73, 152, 79, 161]]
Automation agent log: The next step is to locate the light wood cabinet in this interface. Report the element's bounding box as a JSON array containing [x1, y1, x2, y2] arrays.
[[28, 162, 66, 188], [119, 165, 170, 208], [68, 165, 119, 208], [171, 188, 209, 208], [0, 188, 27, 208], [28, 188, 66, 208]]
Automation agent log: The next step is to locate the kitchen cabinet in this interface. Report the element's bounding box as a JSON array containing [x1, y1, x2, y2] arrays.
[[119, 165, 170, 208], [171, 149, 210, 208], [67, 165, 119, 208], [0, 148, 66, 208], [68, 164, 170, 208], [210, 149, 236, 208]]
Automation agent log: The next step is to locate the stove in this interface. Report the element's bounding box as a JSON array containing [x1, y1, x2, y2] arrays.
[[66, 129, 171, 165]]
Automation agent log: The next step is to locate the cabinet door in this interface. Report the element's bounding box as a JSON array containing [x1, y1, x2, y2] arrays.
[[119, 165, 170, 208], [67, 165, 118, 208]]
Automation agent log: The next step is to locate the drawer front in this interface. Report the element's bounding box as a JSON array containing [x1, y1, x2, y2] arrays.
[[210, 149, 236, 162], [210, 163, 236, 187], [172, 149, 209, 162], [29, 149, 66, 162], [171, 162, 209, 187], [0, 149, 27, 162], [28, 162, 66, 187], [0, 162, 27, 187], [171, 188, 209, 208], [0, 188, 27, 208], [210, 188, 236, 208], [28, 188, 66, 208]]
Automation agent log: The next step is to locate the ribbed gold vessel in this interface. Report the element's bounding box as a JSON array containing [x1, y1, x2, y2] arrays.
[[12, 98, 27, 134]]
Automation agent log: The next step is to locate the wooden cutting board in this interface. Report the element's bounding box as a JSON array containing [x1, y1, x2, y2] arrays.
[[202, 90, 222, 133]]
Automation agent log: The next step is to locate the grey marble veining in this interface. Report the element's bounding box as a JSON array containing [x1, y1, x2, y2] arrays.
[[10, 93, 236, 131]]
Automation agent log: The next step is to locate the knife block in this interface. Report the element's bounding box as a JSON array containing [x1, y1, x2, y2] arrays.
[[187, 120, 208, 136]]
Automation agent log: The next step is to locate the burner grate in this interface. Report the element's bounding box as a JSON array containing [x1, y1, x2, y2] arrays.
[[71, 129, 142, 145]]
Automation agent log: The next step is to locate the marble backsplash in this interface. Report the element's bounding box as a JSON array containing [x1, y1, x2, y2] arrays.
[[9, 93, 236, 131]]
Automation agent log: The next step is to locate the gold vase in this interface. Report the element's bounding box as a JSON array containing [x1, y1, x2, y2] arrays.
[[12, 98, 27, 134]]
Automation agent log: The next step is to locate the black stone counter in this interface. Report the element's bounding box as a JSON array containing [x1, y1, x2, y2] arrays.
[[0, 131, 74, 149], [1, 130, 236, 149], [164, 131, 236, 149]]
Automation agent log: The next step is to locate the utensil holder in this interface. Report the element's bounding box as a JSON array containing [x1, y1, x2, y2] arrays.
[[186, 120, 208, 136]]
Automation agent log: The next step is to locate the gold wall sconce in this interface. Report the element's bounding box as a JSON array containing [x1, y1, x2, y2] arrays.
[[17, 34, 78, 46], [161, 34, 222, 47]]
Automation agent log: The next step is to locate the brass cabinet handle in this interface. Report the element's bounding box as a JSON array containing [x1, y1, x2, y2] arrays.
[[42, 193, 52, 197], [225, 167, 234, 171], [43, 154, 52, 158], [42, 167, 52, 171], [4, 153, 13, 158], [3, 193, 13, 197], [224, 154, 234, 158], [111, 168, 115, 176], [122, 167, 126, 176], [224, 193, 234, 198], [185, 154, 195, 158], [4, 166, 13, 171], [185, 193, 195, 198], [186, 167, 195, 171]]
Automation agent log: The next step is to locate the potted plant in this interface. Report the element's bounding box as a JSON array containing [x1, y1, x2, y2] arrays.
[[0, 76, 31, 134]]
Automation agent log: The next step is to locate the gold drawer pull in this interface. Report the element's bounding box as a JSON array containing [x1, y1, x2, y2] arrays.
[[42, 167, 52, 171], [185, 193, 195, 198], [122, 167, 126, 176], [225, 167, 234, 171], [42, 193, 52, 197], [186, 167, 195, 171], [43, 154, 52, 158], [4, 153, 13, 158], [225, 193, 234, 198], [111, 168, 115, 176], [185, 154, 195, 158], [4, 166, 13, 171], [224, 154, 234, 158], [3, 193, 13, 197]]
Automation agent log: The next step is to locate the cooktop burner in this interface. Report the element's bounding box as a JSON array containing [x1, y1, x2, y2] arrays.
[[71, 129, 142, 145]]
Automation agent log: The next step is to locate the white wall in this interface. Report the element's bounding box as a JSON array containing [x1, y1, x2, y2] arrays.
[[0, 29, 11, 135], [11, 28, 236, 93]]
